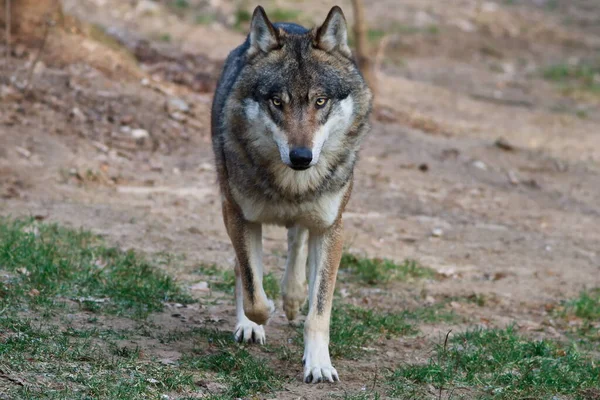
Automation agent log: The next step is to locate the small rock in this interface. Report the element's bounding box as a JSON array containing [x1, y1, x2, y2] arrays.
[[204, 382, 227, 393], [431, 228, 444, 237], [507, 170, 520, 185], [166, 97, 190, 114], [190, 281, 209, 292], [32, 61, 46, 75], [453, 19, 476, 33], [15, 146, 32, 159], [169, 111, 187, 122], [70, 107, 87, 122], [418, 163, 429, 172], [135, 0, 161, 16], [198, 162, 215, 172], [472, 160, 488, 170], [121, 115, 134, 125], [131, 128, 150, 139]]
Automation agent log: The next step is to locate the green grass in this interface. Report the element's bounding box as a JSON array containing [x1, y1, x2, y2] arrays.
[[556, 289, 600, 343], [340, 253, 437, 285], [195, 13, 216, 25], [563, 289, 600, 320], [233, 8, 252, 31], [0, 217, 192, 317], [0, 315, 196, 399], [269, 8, 302, 23], [181, 329, 283, 399], [390, 326, 600, 399], [543, 62, 600, 93], [173, 0, 189, 9]]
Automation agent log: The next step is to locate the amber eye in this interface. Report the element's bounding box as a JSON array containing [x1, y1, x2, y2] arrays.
[[315, 98, 328, 108], [271, 98, 282, 107]]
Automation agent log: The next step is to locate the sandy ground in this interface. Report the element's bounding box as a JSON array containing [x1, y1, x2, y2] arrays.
[[1, 0, 599, 398]]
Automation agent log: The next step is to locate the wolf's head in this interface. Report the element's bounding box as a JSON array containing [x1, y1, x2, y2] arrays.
[[232, 5, 372, 172]]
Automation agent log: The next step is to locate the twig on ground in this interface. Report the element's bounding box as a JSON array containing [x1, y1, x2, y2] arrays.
[[438, 330, 453, 400]]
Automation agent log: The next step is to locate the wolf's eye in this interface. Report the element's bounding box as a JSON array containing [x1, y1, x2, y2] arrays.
[[315, 98, 328, 108], [271, 98, 282, 107]]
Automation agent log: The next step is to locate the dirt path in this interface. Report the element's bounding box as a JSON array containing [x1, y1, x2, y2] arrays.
[[1, 0, 600, 398]]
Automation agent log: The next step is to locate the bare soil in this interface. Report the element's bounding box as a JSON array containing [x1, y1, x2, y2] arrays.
[[1, 0, 599, 398]]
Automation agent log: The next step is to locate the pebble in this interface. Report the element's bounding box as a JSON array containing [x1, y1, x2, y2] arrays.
[[472, 160, 488, 170], [131, 128, 150, 139], [166, 97, 190, 114]]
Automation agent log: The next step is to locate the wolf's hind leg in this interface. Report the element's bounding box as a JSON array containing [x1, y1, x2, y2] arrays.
[[222, 200, 274, 326], [282, 226, 308, 322], [233, 262, 266, 344]]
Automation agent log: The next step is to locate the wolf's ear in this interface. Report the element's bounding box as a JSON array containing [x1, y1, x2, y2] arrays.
[[248, 6, 280, 56], [315, 6, 351, 57]]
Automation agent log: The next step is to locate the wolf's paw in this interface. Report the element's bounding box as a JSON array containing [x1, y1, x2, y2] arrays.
[[282, 285, 307, 322], [303, 360, 339, 383], [234, 318, 266, 344], [302, 340, 339, 383], [244, 298, 275, 326]]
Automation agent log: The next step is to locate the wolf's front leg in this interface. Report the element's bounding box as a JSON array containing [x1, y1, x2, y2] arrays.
[[233, 261, 266, 344], [222, 200, 274, 332], [303, 220, 343, 383]]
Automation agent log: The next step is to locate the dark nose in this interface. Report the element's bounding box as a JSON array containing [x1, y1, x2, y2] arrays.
[[289, 147, 313, 170]]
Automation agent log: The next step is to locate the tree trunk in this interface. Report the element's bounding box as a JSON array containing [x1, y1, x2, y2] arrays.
[[351, 0, 376, 97], [1, 0, 62, 44]]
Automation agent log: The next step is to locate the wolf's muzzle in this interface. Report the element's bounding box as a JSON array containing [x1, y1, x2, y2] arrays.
[[289, 147, 313, 170]]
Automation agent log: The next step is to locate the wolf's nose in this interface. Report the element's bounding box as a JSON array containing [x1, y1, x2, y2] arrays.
[[289, 147, 313, 169]]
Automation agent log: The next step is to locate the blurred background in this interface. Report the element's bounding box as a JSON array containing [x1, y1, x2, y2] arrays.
[[0, 0, 600, 396]]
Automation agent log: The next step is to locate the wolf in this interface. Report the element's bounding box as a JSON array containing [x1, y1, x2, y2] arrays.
[[211, 4, 373, 383]]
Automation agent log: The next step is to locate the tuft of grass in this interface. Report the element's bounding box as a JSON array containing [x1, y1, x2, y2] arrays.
[[269, 8, 302, 23], [556, 289, 600, 342], [234, 8, 252, 30], [0, 217, 192, 317], [542, 62, 600, 93], [263, 271, 280, 299], [181, 329, 283, 398], [340, 253, 437, 285], [159, 33, 172, 42], [195, 13, 216, 25], [563, 289, 600, 320], [367, 29, 386, 42], [173, 0, 189, 9], [390, 326, 600, 399]]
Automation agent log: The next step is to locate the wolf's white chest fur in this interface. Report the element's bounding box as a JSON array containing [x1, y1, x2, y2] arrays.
[[232, 181, 348, 229]]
